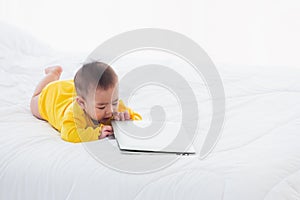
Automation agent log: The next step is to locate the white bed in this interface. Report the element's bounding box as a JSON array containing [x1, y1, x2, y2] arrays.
[[1, 22, 300, 200]]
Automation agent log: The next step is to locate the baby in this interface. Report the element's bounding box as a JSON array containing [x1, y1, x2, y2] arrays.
[[30, 62, 141, 142]]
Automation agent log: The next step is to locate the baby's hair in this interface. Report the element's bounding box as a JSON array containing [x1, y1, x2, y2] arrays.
[[74, 62, 117, 98]]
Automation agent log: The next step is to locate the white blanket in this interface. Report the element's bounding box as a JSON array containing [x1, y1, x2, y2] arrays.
[[0, 22, 300, 200]]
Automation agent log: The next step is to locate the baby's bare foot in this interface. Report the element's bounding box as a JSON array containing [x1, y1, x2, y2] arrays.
[[45, 66, 63, 79]]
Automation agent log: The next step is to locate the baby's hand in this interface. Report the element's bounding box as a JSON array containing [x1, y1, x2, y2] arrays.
[[113, 111, 130, 121], [99, 125, 114, 139]]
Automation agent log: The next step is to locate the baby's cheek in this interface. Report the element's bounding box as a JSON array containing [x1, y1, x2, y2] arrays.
[[98, 110, 105, 118], [93, 110, 103, 119]]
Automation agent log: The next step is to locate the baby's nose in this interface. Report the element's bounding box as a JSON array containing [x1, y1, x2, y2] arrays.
[[105, 106, 113, 116], [106, 113, 112, 118]]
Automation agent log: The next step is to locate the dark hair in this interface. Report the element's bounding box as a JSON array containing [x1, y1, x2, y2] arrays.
[[74, 62, 117, 98]]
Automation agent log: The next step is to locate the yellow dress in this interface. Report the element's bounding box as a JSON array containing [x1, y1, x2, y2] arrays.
[[38, 80, 142, 143]]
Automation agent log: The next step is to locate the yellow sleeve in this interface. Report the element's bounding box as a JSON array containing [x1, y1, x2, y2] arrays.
[[118, 99, 142, 120], [61, 117, 102, 143], [60, 104, 102, 143]]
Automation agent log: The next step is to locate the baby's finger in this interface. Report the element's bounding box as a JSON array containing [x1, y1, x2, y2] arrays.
[[106, 130, 114, 136], [124, 111, 130, 120], [120, 112, 125, 121], [99, 128, 113, 139], [113, 112, 120, 121], [99, 132, 108, 139], [103, 125, 113, 132]]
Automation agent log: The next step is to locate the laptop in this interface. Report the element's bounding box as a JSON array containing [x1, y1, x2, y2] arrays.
[[111, 120, 196, 155]]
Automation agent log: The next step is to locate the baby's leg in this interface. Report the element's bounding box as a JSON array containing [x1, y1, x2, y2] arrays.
[[30, 66, 63, 119]]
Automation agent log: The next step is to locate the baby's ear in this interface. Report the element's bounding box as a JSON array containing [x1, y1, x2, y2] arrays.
[[76, 96, 86, 110]]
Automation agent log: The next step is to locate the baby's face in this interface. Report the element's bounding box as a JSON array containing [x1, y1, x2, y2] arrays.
[[84, 84, 119, 123]]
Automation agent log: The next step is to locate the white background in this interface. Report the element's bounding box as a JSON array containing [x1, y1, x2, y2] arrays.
[[0, 0, 299, 67]]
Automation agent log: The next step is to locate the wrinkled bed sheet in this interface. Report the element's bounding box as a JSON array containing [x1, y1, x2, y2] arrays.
[[0, 22, 300, 200]]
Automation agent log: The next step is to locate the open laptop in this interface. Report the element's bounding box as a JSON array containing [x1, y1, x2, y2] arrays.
[[111, 120, 196, 155]]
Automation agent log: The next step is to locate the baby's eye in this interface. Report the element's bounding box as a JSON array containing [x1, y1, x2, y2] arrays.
[[97, 107, 105, 110], [112, 103, 118, 106]]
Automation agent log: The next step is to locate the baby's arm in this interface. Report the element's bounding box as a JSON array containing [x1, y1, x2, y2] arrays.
[[61, 118, 101, 143], [60, 107, 105, 142]]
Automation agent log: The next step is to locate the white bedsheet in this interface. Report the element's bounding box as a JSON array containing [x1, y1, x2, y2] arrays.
[[1, 22, 300, 200]]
